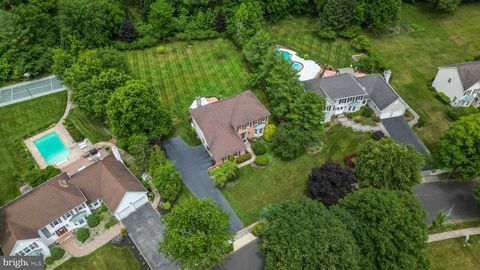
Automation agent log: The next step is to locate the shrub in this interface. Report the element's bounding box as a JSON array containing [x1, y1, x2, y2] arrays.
[[252, 141, 267, 155], [446, 106, 479, 121], [347, 110, 362, 118], [76, 228, 90, 243], [50, 247, 65, 261], [415, 118, 425, 128], [255, 155, 270, 166], [104, 216, 119, 229], [431, 210, 448, 228], [436, 92, 451, 104], [263, 124, 276, 142], [156, 46, 166, 54], [318, 29, 337, 40], [121, 228, 128, 237], [62, 118, 84, 142], [44, 256, 55, 265], [357, 53, 387, 73], [351, 35, 371, 52], [163, 201, 171, 210], [211, 160, 239, 188], [151, 161, 182, 202], [87, 214, 100, 228], [236, 152, 252, 163], [360, 106, 375, 118], [252, 222, 265, 237], [23, 166, 61, 188], [339, 26, 361, 39]]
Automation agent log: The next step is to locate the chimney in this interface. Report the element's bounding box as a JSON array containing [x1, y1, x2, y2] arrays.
[[196, 97, 202, 108], [384, 70, 392, 83]]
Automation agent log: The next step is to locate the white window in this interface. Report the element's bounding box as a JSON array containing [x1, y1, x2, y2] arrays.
[[246, 123, 251, 128], [326, 105, 331, 111], [76, 204, 85, 212], [50, 218, 62, 227], [448, 78, 452, 83], [254, 120, 258, 125], [41, 227, 52, 238], [258, 128, 263, 134], [234, 151, 240, 157]]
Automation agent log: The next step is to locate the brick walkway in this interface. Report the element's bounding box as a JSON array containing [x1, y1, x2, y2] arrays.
[[62, 224, 123, 257], [428, 227, 480, 243]]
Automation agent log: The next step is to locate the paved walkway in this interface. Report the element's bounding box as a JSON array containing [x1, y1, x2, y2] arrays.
[[237, 141, 256, 168], [62, 224, 123, 257], [337, 117, 388, 134], [428, 227, 480, 243]]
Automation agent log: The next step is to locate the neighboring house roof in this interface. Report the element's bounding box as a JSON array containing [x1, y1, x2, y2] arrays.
[[190, 91, 270, 161], [443, 61, 480, 90], [303, 73, 368, 100], [0, 155, 145, 255], [336, 67, 355, 76], [356, 74, 403, 111]]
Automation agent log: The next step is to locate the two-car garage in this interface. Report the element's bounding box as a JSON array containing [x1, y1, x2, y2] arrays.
[[114, 192, 149, 220], [378, 99, 407, 119]]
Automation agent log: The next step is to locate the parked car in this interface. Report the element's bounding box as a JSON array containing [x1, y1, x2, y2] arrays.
[[344, 153, 359, 169]]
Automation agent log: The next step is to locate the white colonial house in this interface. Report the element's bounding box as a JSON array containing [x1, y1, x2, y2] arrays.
[[0, 154, 148, 258], [303, 72, 408, 122], [432, 61, 480, 107]]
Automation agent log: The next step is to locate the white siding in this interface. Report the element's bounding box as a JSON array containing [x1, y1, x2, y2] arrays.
[[378, 99, 407, 119], [114, 192, 148, 220], [432, 68, 464, 102], [10, 239, 50, 257]]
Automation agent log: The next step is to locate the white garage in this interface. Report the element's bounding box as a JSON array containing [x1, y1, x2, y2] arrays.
[[378, 99, 407, 119], [114, 192, 149, 220]]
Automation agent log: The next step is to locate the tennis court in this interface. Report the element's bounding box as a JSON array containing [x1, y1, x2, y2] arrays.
[[0, 75, 67, 107]]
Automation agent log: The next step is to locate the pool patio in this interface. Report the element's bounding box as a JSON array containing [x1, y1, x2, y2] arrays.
[[24, 124, 84, 169], [277, 47, 322, 81]]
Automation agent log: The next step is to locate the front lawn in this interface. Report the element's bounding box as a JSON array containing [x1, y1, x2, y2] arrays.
[[427, 235, 480, 270], [222, 125, 371, 225], [123, 38, 249, 143], [0, 92, 67, 206], [65, 108, 112, 144], [56, 243, 140, 270]]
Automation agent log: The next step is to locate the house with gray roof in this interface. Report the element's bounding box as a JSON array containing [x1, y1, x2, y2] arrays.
[[304, 73, 408, 122], [432, 61, 480, 107]]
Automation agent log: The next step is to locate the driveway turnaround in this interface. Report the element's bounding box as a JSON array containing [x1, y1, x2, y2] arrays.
[[163, 136, 244, 233], [415, 181, 480, 223], [381, 116, 429, 155], [122, 204, 179, 270], [215, 238, 264, 270]]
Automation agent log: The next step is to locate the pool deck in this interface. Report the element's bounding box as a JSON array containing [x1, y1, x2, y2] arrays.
[[277, 47, 322, 81], [24, 89, 85, 169]]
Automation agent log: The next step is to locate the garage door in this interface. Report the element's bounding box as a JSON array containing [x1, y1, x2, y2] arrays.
[[391, 109, 404, 117], [116, 195, 149, 220], [380, 111, 392, 119]]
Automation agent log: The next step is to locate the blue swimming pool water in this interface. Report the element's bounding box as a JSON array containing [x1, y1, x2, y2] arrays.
[[276, 50, 303, 72], [34, 132, 70, 165]]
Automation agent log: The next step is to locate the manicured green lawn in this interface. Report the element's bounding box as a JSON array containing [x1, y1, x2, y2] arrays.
[[0, 92, 67, 206], [123, 38, 249, 143], [266, 17, 355, 68], [427, 235, 480, 270], [429, 219, 480, 234], [56, 244, 140, 270], [222, 125, 372, 225], [367, 3, 480, 150], [65, 108, 112, 144]]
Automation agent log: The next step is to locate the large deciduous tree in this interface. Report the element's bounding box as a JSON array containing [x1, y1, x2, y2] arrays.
[[148, 0, 176, 38], [119, 18, 138, 42], [308, 161, 355, 206], [58, 0, 123, 48], [287, 92, 325, 135], [229, 1, 264, 47], [151, 160, 182, 202], [353, 137, 425, 190], [428, 0, 461, 12], [364, 0, 401, 31], [433, 113, 480, 180], [159, 197, 232, 269], [264, 55, 303, 120], [272, 123, 308, 160], [317, 0, 360, 32], [259, 197, 361, 270], [242, 30, 273, 73], [107, 80, 173, 139], [333, 188, 429, 270]]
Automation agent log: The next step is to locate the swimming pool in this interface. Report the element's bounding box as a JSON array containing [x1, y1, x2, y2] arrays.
[[34, 132, 70, 165], [276, 50, 304, 72]]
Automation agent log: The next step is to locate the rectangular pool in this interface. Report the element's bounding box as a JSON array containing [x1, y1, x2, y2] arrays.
[[34, 132, 70, 165]]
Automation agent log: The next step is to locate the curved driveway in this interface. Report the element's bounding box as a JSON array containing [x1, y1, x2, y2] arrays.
[[163, 137, 244, 233]]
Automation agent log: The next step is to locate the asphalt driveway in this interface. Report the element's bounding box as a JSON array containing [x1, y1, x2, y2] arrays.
[[215, 238, 264, 270], [415, 181, 480, 223], [163, 136, 244, 233], [122, 204, 179, 270], [381, 116, 429, 155]]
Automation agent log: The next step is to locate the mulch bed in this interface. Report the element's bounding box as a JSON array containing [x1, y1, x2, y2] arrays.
[[111, 234, 151, 270]]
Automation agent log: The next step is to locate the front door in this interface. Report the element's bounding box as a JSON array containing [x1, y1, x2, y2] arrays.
[[55, 226, 68, 237], [240, 132, 247, 142]]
